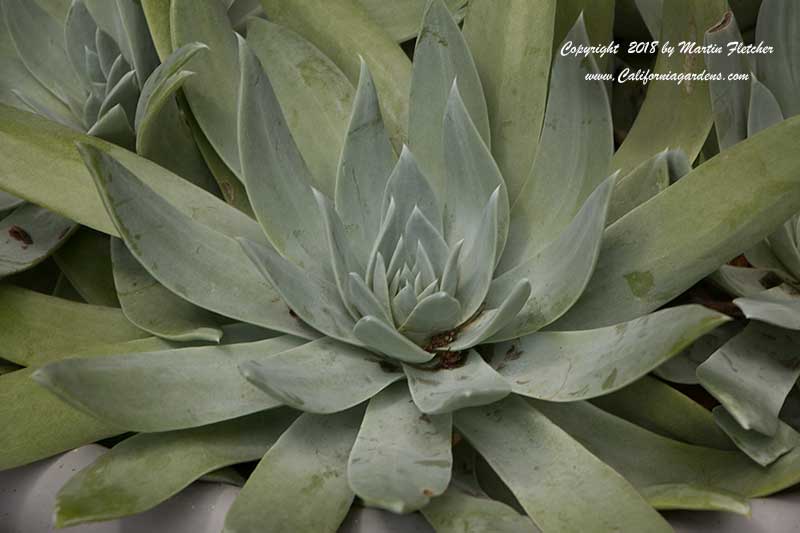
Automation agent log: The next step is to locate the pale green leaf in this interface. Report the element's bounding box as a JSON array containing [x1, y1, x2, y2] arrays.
[[348, 382, 452, 513], [86, 104, 135, 150], [612, 0, 727, 175], [223, 409, 361, 533], [556, 115, 800, 329], [409, 0, 487, 200], [237, 36, 328, 274], [748, 76, 784, 136], [592, 375, 735, 450], [0, 284, 146, 367], [455, 396, 673, 532], [53, 228, 119, 307], [463, 0, 555, 202], [735, 284, 800, 330], [0, 203, 76, 277], [489, 175, 615, 340], [259, 0, 410, 148], [33, 336, 304, 432], [640, 484, 750, 515], [455, 188, 499, 321], [493, 306, 729, 401], [697, 321, 800, 436], [140, 0, 172, 60], [358, 0, 467, 43], [335, 59, 395, 261], [248, 18, 355, 198], [111, 238, 223, 342], [55, 409, 298, 527], [755, 0, 800, 117], [80, 143, 313, 337], [240, 337, 402, 414], [404, 350, 510, 415], [713, 406, 800, 467], [354, 315, 434, 364], [501, 15, 611, 272], [170, 0, 241, 174]]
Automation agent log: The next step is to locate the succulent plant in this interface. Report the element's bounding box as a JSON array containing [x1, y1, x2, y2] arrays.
[[4, 0, 800, 532], [657, 0, 800, 469]]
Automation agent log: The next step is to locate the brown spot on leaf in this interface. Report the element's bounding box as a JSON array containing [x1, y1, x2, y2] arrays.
[[708, 11, 733, 33], [422, 489, 434, 497], [9, 225, 33, 246]]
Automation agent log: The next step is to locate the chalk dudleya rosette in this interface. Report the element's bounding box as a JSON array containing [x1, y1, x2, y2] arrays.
[[7, 0, 800, 532]]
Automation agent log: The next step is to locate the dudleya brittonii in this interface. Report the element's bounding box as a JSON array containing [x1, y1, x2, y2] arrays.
[[20, 0, 800, 531]]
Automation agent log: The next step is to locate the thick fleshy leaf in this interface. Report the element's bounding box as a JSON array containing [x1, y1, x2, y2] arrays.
[[140, 0, 172, 60], [463, 0, 555, 202], [111, 238, 223, 342], [455, 396, 672, 532], [248, 18, 355, 198], [0, 285, 146, 367], [64, 0, 98, 88], [442, 84, 508, 254], [697, 321, 800, 436], [237, 36, 327, 273], [354, 315, 435, 364], [357, 0, 467, 42], [33, 336, 305, 432], [335, 59, 395, 260], [593, 376, 734, 450], [557, 114, 800, 329], [99, 0, 159, 84], [500, 15, 611, 273], [0, 203, 76, 277], [347, 382, 452, 513], [607, 149, 688, 225], [2, 0, 85, 112], [87, 104, 136, 150], [654, 321, 745, 385], [240, 337, 402, 414], [492, 306, 729, 401], [134, 42, 218, 193], [409, 0, 488, 199], [81, 144, 311, 337], [711, 264, 783, 298], [54, 409, 298, 527], [0, 368, 122, 471], [170, 0, 240, 166], [455, 189, 499, 321], [755, 0, 800, 117], [768, 220, 800, 280], [98, 71, 138, 127], [259, 0, 411, 147], [735, 284, 800, 330], [422, 483, 540, 533], [53, 228, 119, 307], [489, 175, 615, 340], [170, 0, 240, 174], [239, 237, 356, 343], [640, 484, 750, 515], [0, 191, 23, 216], [713, 406, 800, 467], [705, 10, 750, 150], [400, 291, 461, 343], [0, 105, 262, 238], [534, 399, 800, 502], [223, 409, 362, 533], [404, 351, 511, 415], [446, 280, 531, 351], [748, 76, 784, 136], [611, 0, 726, 174]]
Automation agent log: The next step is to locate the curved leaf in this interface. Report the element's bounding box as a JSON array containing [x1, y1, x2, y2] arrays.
[[493, 306, 729, 401], [735, 284, 800, 330], [33, 336, 304, 432], [713, 406, 800, 467], [501, 15, 611, 272], [404, 350, 511, 415], [358, 0, 467, 43], [422, 484, 540, 533], [248, 18, 355, 198], [111, 238, 223, 342], [455, 396, 673, 532], [223, 409, 362, 533], [556, 114, 800, 329], [463, 0, 555, 202], [240, 337, 402, 414], [0, 203, 76, 277], [54, 409, 298, 527], [697, 321, 800, 436], [755, 0, 800, 117], [354, 315, 434, 364], [348, 382, 452, 513], [0, 285, 146, 367], [80, 143, 313, 337], [409, 0, 487, 199]]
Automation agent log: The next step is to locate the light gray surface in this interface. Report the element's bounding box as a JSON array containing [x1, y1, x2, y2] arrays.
[[2, 445, 800, 532]]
